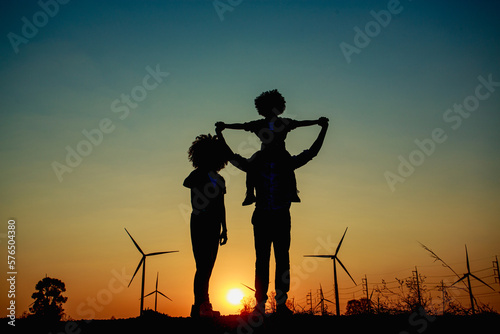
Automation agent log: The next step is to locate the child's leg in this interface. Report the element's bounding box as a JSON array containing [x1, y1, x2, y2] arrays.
[[242, 172, 256, 206]]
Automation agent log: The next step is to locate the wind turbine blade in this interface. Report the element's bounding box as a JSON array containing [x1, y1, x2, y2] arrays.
[[324, 299, 334, 304], [451, 274, 468, 287], [303, 255, 334, 258], [470, 274, 495, 291], [125, 228, 144, 255], [314, 300, 322, 309], [335, 227, 348, 256], [144, 291, 155, 298], [465, 245, 471, 274], [336, 257, 356, 285], [241, 283, 256, 292], [158, 291, 172, 301], [128, 257, 144, 287], [155, 272, 159, 290], [146, 251, 179, 256]]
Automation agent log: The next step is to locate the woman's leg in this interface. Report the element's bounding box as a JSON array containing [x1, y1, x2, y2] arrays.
[[191, 217, 220, 306]]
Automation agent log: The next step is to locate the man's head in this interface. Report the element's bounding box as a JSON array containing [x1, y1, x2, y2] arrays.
[[188, 134, 228, 171], [254, 89, 286, 119]]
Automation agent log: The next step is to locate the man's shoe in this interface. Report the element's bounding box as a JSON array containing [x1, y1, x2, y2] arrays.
[[191, 302, 220, 318], [251, 302, 266, 316], [276, 304, 293, 317]]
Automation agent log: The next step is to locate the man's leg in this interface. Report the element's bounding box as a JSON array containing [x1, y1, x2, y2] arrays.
[[252, 209, 272, 306], [273, 209, 291, 307]]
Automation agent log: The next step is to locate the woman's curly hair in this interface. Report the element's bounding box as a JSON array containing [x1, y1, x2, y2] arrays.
[[254, 89, 286, 118], [188, 134, 228, 172]]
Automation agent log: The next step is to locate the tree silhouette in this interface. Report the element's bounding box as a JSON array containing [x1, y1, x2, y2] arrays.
[[346, 298, 373, 315], [29, 276, 68, 321]]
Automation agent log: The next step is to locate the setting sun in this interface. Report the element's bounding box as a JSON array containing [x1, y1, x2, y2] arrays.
[[226, 288, 244, 305]]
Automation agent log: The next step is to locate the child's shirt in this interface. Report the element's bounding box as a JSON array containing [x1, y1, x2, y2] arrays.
[[242, 117, 298, 149]]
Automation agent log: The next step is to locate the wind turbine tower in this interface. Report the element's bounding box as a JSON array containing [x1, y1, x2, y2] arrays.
[[125, 228, 178, 316], [304, 227, 356, 316], [451, 245, 495, 315], [315, 284, 333, 316], [144, 272, 172, 312]]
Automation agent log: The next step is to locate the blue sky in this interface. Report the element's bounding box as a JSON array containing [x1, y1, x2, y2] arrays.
[[1, 0, 499, 318]]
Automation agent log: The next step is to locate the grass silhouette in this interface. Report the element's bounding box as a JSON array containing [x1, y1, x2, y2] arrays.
[[8, 312, 500, 334]]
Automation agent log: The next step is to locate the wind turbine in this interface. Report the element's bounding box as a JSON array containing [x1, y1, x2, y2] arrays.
[[451, 245, 495, 314], [144, 272, 172, 313], [304, 227, 356, 316], [315, 284, 334, 316], [125, 228, 178, 316], [241, 283, 256, 292]]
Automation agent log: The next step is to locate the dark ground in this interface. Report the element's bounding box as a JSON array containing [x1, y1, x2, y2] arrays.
[[5, 313, 500, 333]]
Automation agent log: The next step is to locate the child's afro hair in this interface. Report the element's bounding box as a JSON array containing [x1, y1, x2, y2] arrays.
[[188, 134, 228, 172], [254, 89, 286, 118]]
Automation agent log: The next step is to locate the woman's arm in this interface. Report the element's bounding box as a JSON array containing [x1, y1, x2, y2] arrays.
[[219, 203, 227, 245]]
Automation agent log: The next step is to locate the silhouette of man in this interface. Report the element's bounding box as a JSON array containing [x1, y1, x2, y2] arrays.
[[216, 117, 329, 315]]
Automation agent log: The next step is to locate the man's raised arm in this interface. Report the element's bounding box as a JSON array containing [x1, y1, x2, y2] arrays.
[[293, 117, 329, 169], [309, 117, 329, 157]]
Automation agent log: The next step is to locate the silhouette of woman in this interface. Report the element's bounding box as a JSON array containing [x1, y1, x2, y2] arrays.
[[184, 134, 229, 318]]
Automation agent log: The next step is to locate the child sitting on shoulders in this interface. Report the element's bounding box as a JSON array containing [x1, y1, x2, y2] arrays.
[[217, 89, 324, 206]]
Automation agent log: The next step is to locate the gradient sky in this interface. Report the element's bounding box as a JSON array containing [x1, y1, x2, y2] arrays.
[[1, 0, 499, 319]]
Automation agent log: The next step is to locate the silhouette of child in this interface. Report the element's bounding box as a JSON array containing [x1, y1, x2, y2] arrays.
[[183, 134, 229, 318], [217, 89, 322, 206]]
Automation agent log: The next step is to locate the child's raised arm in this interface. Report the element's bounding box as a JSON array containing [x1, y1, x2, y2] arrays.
[[293, 119, 321, 128], [215, 121, 248, 131], [215, 123, 249, 172]]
